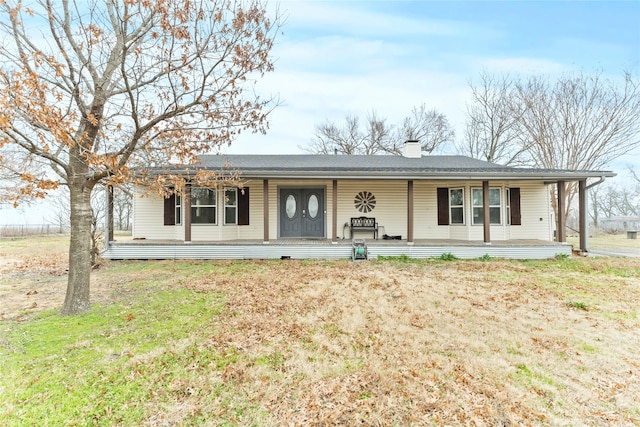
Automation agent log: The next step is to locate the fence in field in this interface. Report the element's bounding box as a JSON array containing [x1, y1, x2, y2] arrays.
[[0, 224, 70, 238]]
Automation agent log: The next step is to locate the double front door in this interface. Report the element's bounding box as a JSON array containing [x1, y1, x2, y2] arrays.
[[280, 188, 325, 238]]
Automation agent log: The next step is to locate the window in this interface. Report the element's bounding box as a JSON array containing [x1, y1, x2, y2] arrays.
[[238, 188, 250, 225], [191, 187, 217, 224], [224, 188, 237, 225], [506, 189, 511, 225], [175, 194, 182, 225], [472, 188, 501, 225], [507, 188, 521, 225], [164, 189, 179, 226], [437, 187, 465, 225], [450, 188, 465, 224]]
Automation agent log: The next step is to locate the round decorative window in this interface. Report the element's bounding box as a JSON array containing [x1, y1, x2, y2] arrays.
[[354, 191, 376, 213]]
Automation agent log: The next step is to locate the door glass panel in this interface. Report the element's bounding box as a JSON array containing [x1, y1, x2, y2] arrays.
[[308, 194, 319, 218], [285, 194, 297, 218]]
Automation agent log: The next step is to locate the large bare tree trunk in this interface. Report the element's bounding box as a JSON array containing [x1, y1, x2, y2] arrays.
[[61, 182, 94, 315], [1, 0, 280, 315]]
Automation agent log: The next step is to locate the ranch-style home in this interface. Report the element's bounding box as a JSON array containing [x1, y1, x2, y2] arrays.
[[103, 141, 615, 260]]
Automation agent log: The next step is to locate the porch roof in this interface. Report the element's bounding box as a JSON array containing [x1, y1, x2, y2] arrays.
[[165, 154, 615, 182]]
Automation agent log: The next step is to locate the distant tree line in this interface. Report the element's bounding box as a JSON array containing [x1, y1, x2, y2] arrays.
[[306, 70, 640, 228]]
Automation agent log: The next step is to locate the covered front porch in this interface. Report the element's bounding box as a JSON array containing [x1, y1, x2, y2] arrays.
[[102, 238, 572, 260], [109, 178, 591, 257]]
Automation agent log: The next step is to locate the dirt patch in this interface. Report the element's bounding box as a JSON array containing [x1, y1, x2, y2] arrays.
[[0, 239, 127, 320]]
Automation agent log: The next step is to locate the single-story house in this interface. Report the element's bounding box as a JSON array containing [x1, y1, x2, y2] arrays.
[[600, 216, 640, 233], [103, 141, 615, 260]]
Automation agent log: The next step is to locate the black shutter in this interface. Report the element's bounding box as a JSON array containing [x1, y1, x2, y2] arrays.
[[437, 188, 449, 225], [164, 194, 176, 226], [510, 188, 521, 226], [238, 188, 250, 225]]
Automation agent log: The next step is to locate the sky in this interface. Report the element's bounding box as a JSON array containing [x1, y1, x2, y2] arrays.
[[228, 0, 640, 161], [1, 0, 639, 225]]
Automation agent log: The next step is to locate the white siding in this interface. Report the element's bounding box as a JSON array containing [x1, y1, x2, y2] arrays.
[[192, 180, 264, 241], [413, 180, 552, 242], [132, 182, 265, 241], [337, 180, 408, 239], [131, 179, 554, 242], [132, 187, 184, 240], [508, 181, 553, 240]]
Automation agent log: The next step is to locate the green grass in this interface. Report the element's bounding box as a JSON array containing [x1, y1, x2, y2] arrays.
[[566, 301, 589, 311], [0, 289, 270, 426], [2, 237, 640, 425], [567, 233, 640, 250]]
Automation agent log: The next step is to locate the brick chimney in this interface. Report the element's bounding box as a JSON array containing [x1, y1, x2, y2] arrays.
[[402, 140, 421, 158]]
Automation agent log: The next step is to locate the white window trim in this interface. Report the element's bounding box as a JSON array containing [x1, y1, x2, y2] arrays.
[[506, 188, 511, 225], [449, 187, 465, 225], [175, 194, 182, 225], [192, 187, 217, 225], [471, 187, 502, 226], [224, 188, 238, 225]]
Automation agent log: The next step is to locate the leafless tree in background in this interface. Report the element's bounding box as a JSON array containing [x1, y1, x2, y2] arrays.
[[46, 186, 106, 265], [464, 70, 640, 234], [394, 104, 455, 154], [304, 104, 454, 155], [516, 72, 640, 172], [306, 113, 389, 155], [517, 71, 640, 224], [113, 184, 133, 231], [460, 72, 529, 165], [589, 176, 640, 231]]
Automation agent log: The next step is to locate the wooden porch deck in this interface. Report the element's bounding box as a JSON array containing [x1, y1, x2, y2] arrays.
[[103, 238, 572, 260]]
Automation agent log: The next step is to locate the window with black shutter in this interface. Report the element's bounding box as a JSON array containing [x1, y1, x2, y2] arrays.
[[509, 188, 521, 226], [437, 188, 449, 225], [238, 188, 250, 225], [164, 194, 176, 226]]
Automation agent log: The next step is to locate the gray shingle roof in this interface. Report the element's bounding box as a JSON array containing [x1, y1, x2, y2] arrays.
[[166, 154, 615, 181]]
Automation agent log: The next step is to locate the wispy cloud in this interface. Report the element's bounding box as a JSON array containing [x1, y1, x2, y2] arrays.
[[230, 0, 640, 165], [281, 1, 487, 39]]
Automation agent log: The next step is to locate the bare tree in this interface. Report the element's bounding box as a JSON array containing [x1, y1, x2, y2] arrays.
[[517, 72, 640, 172], [46, 185, 105, 264], [587, 176, 640, 232], [395, 104, 455, 154], [516, 71, 640, 224], [463, 70, 640, 235], [460, 72, 529, 165], [305, 112, 392, 155], [0, 0, 280, 314], [630, 166, 640, 188], [113, 184, 133, 231], [46, 190, 71, 233], [303, 104, 454, 155]]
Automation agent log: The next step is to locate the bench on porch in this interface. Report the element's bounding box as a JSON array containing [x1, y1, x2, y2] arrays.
[[350, 216, 378, 239]]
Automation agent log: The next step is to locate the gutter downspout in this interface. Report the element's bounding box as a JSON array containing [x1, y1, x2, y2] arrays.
[[581, 176, 608, 253]]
